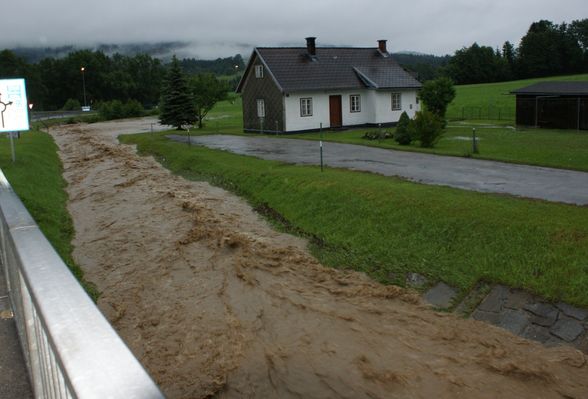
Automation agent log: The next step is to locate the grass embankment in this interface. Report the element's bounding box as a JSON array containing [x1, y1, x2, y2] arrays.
[[0, 130, 97, 299], [446, 73, 588, 120], [121, 131, 588, 307]]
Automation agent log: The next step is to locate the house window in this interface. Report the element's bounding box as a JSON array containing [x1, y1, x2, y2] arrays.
[[350, 94, 361, 113], [255, 65, 264, 78], [391, 93, 401, 110], [300, 98, 313, 117], [257, 99, 265, 118]]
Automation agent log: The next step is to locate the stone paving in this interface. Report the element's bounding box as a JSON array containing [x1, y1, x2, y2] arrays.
[[415, 273, 588, 353], [0, 270, 33, 398]]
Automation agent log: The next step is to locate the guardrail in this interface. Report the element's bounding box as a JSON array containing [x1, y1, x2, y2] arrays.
[[0, 169, 165, 399], [30, 111, 95, 121]]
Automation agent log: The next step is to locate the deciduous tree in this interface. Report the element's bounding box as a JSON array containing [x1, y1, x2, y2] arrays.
[[189, 73, 228, 128], [418, 77, 456, 124]]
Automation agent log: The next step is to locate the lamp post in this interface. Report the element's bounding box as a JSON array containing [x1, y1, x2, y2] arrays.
[[81, 67, 87, 109]]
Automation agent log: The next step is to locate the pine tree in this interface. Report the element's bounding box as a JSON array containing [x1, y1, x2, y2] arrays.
[[159, 56, 196, 129]]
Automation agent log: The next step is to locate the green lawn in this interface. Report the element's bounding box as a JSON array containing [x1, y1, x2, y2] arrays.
[[0, 130, 98, 299], [121, 131, 588, 307], [446, 73, 588, 120]]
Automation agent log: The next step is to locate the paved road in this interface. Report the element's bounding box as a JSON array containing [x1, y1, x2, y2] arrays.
[[168, 134, 588, 205]]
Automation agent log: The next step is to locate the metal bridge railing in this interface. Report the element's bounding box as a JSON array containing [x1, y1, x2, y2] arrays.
[[0, 169, 165, 399]]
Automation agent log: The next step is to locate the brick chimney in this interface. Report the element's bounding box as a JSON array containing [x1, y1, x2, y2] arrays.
[[378, 39, 388, 53], [306, 37, 317, 56]]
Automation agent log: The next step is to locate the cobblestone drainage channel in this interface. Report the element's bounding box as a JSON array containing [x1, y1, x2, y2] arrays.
[[406, 273, 588, 353]]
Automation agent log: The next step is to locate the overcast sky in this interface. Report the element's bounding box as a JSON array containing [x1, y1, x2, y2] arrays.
[[3, 0, 586, 58]]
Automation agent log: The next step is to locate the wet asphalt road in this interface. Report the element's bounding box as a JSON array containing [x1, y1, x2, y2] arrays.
[[167, 134, 588, 206]]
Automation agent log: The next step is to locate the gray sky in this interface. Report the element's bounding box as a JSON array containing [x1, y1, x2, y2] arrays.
[[3, 0, 586, 58]]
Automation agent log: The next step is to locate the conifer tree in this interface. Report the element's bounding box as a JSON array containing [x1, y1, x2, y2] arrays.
[[159, 56, 196, 129]]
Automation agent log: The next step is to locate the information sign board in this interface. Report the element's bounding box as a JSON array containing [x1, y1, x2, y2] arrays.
[[0, 79, 30, 132]]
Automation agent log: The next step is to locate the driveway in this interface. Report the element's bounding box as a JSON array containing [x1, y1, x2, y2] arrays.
[[168, 134, 588, 206]]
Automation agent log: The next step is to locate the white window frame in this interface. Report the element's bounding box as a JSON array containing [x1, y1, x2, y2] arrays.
[[350, 94, 361, 113], [255, 64, 264, 78], [300, 98, 313, 117], [391, 92, 401, 111], [256, 99, 265, 118]]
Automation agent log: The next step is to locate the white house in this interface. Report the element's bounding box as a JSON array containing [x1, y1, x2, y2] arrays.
[[236, 37, 422, 133]]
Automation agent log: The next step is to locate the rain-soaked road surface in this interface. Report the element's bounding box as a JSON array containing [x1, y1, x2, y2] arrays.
[[168, 134, 588, 206]]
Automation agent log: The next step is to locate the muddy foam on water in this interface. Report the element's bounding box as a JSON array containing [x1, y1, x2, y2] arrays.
[[50, 118, 588, 399]]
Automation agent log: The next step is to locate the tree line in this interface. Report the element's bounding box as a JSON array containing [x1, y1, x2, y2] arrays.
[[443, 19, 588, 84], [0, 49, 241, 111]]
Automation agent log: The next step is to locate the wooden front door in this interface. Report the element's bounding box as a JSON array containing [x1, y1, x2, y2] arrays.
[[329, 95, 342, 128]]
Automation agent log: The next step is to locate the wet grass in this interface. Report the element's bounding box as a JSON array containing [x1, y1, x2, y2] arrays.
[[0, 130, 98, 300], [121, 130, 588, 307], [283, 123, 588, 172]]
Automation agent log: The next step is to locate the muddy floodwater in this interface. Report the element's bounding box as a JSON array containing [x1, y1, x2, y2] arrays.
[[51, 118, 588, 398]]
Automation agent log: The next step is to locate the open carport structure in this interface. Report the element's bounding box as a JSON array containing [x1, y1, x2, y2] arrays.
[[511, 81, 588, 130]]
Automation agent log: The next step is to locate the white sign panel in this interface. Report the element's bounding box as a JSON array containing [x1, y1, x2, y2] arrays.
[[0, 79, 30, 132]]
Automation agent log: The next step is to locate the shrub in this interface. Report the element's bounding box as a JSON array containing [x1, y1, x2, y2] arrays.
[[62, 98, 81, 111], [394, 112, 413, 145], [123, 100, 144, 117], [98, 100, 124, 120], [98, 100, 144, 120], [410, 110, 444, 148]]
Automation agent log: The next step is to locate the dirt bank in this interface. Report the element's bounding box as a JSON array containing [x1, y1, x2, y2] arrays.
[[51, 118, 588, 399]]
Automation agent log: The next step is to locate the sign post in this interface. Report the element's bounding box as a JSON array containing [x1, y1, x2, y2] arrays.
[[0, 79, 30, 162], [319, 122, 323, 172]]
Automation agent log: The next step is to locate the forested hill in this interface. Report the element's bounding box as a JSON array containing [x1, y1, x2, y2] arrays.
[[392, 53, 451, 81], [10, 42, 188, 63], [181, 55, 245, 76]]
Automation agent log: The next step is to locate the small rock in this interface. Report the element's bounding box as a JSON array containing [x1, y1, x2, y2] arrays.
[[574, 332, 588, 353], [550, 318, 585, 342], [454, 283, 488, 316], [504, 290, 534, 310], [556, 302, 588, 321], [477, 285, 508, 313], [499, 309, 530, 335], [424, 282, 458, 309], [471, 310, 501, 325], [405, 272, 428, 289], [524, 303, 559, 327], [522, 324, 553, 344], [524, 302, 558, 318], [545, 337, 565, 348]]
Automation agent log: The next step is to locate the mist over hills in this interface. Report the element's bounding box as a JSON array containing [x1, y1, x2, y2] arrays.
[[9, 42, 449, 62], [8, 41, 449, 81], [9, 42, 191, 63]]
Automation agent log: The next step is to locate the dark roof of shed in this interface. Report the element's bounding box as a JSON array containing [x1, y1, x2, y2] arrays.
[[511, 81, 588, 96], [238, 47, 422, 93]]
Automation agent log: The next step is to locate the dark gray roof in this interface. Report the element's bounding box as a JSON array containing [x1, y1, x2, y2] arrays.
[[240, 47, 421, 93], [511, 81, 588, 96]]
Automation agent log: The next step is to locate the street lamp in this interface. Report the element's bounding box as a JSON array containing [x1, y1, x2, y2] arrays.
[[81, 66, 87, 109]]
